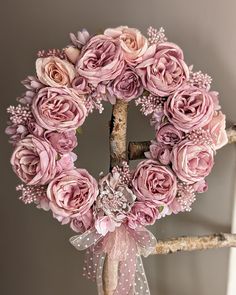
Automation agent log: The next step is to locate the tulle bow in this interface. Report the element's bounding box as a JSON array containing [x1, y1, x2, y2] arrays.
[[70, 224, 156, 295]]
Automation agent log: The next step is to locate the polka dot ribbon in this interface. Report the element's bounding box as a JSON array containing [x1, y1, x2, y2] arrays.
[[70, 225, 157, 295]]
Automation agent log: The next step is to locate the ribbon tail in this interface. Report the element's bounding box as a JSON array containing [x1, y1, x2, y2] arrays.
[[70, 227, 103, 250], [96, 253, 106, 295], [135, 255, 151, 295]]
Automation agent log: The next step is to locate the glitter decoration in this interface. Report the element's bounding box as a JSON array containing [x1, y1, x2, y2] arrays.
[[16, 184, 47, 204], [112, 161, 132, 185], [176, 182, 196, 212], [147, 26, 167, 45], [187, 128, 214, 147], [188, 67, 212, 90], [7, 104, 32, 125], [135, 94, 165, 116], [37, 48, 66, 59]]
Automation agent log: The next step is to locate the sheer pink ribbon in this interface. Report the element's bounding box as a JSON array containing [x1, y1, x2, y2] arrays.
[[70, 224, 156, 295]]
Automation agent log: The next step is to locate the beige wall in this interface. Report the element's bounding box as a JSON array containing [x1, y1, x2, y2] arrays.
[[1, 0, 236, 294]]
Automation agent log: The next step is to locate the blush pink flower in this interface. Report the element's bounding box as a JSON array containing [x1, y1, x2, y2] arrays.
[[136, 42, 189, 96], [45, 130, 77, 153], [145, 140, 171, 165], [171, 140, 214, 184], [164, 86, 215, 132], [56, 152, 77, 172], [10, 135, 57, 185], [64, 46, 80, 64], [95, 216, 117, 236], [46, 169, 98, 220], [132, 159, 177, 206], [70, 208, 94, 233], [104, 26, 148, 65], [203, 111, 228, 150], [156, 123, 183, 146], [27, 121, 45, 137], [72, 76, 90, 94], [127, 201, 158, 229], [108, 67, 143, 102], [193, 179, 208, 193], [76, 35, 124, 86], [32, 87, 87, 131], [36, 56, 75, 87]]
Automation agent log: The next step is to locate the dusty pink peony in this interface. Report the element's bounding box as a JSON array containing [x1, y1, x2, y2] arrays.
[[70, 208, 94, 233], [132, 159, 177, 206], [203, 111, 228, 150], [156, 123, 183, 146], [171, 140, 214, 184], [46, 169, 98, 220], [32, 87, 87, 131], [145, 140, 171, 165], [104, 26, 148, 65], [107, 67, 143, 102], [76, 35, 124, 86], [11, 135, 57, 185], [164, 86, 215, 132], [136, 42, 189, 96], [46, 130, 77, 153], [127, 201, 158, 229], [36, 56, 75, 87]]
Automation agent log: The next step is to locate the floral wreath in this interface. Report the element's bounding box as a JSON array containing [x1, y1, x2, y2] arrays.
[[6, 26, 228, 295]]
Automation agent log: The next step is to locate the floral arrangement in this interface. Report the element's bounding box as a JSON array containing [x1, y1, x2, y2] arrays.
[[6, 26, 228, 295]]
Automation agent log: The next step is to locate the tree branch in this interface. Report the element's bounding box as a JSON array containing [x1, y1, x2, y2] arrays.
[[153, 233, 236, 255], [103, 100, 129, 295], [128, 125, 236, 160]]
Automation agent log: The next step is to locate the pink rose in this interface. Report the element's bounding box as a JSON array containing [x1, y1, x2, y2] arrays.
[[11, 135, 57, 185], [156, 123, 184, 146], [45, 130, 77, 153], [107, 67, 143, 102], [104, 26, 148, 65], [127, 201, 158, 229], [136, 42, 189, 96], [171, 140, 214, 184], [204, 111, 228, 150], [70, 208, 94, 233], [164, 86, 215, 132], [47, 169, 98, 219], [145, 140, 171, 165], [132, 159, 177, 206], [36, 56, 75, 87], [76, 35, 124, 86], [32, 87, 87, 131]]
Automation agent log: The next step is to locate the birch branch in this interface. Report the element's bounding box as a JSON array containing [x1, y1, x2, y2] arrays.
[[128, 125, 236, 160], [103, 100, 129, 295], [153, 233, 236, 255]]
